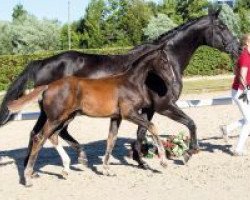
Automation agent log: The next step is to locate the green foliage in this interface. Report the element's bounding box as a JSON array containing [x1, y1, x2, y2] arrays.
[[82, 0, 106, 48], [185, 46, 233, 76], [0, 22, 13, 55], [238, 9, 250, 34], [158, 0, 182, 24], [235, 1, 250, 34], [219, 4, 241, 38], [0, 6, 61, 55], [12, 4, 28, 22], [176, 0, 208, 22], [143, 13, 177, 40]]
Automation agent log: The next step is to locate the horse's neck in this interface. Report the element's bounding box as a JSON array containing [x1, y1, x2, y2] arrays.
[[167, 27, 206, 74]]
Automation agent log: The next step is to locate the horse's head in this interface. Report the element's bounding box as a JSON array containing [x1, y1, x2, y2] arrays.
[[204, 8, 240, 59]]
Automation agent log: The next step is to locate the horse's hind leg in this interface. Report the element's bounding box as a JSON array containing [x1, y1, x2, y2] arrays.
[[133, 107, 155, 169], [126, 111, 167, 168], [59, 126, 87, 166], [158, 103, 199, 153], [103, 117, 121, 176]]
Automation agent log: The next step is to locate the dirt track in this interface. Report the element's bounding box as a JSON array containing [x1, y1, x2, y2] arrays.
[[0, 91, 250, 200]]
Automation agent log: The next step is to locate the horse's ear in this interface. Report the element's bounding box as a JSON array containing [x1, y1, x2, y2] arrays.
[[214, 6, 222, 18], [208, 5, 222, 18]]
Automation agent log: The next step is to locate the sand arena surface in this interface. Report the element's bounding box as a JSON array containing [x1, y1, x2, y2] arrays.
[[0, 91, 250, 200]]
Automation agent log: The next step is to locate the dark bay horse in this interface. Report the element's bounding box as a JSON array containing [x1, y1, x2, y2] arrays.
[[7, 46, 168, 187], [0, 9, 239, 168]]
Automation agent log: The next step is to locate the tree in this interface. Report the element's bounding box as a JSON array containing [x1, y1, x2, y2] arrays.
[[0, 22, 13, 54], [82, 0, 106, 48], [12, 4, 28, 22], [176, 0, 208, 22], [123, 0, 154, 45], [10, 15, 61, 54], [219, 3, 241, 37], [61, 21, 83, 49], [235, 0, 250, 34], [0, 4, 61, 54], [143, 13, 177, 40], [158, 0, 182, 24]]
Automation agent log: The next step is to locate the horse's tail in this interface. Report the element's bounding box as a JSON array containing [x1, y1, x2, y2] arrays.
[[7, 86, 47, 114], [0, 60, 41, 126]]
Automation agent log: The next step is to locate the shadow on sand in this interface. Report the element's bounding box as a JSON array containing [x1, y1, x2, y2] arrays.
[[0, 137, 162, 184]]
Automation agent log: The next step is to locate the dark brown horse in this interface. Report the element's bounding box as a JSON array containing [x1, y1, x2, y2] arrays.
[[7, 46, 167, 187], [0, 9, 240, 168]]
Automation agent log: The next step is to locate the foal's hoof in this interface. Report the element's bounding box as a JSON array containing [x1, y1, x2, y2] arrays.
[[160, 161, 168, 168], [31, 171, 40, 179], [61, 170, 69, 179], [102, 168, 116, 176]]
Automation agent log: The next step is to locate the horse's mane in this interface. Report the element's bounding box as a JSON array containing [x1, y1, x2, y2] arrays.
[[132, 15, 207, 50]]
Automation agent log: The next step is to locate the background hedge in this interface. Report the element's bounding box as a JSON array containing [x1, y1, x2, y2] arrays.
[[0, 46, 233, 91]]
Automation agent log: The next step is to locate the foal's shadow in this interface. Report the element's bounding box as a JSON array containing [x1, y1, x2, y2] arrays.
[[0, 137, 160, 183]]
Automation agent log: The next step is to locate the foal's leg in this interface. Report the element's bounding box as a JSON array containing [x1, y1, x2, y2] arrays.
[[24, 107, 47, 169], [133, 107, 155, 168], [24, 110, 71, 173], [59, 126, 87, 165], [126, 111, 167, 167], [158, 103, 199, 152], [25, 102, 85, 167], [24, 120, 53, 187], [103, 117, 121, 176], [49, 134, 70, 179]]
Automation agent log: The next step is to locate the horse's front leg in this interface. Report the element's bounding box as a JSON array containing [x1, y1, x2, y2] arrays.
[[126, 111, 167, 168], [132, 107, 155, 169], [158, 103, 200, 153], [103, 117, 121, 176]]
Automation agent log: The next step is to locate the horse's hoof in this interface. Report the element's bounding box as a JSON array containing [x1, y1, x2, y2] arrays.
[[183, 152, 191, 164], [160, 161, 168, 168], [61, 170, 69, 179], [24, 178, 33, 187], [189, 148, 200, 155], [78, 157, 88, 166], [138, 163, 150, 170]]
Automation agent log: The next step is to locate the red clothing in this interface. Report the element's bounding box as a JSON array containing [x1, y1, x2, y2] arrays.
[[232, 48, 250, 90]]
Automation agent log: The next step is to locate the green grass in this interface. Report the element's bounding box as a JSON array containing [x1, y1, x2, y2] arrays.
[[182, 77, 232, 94]]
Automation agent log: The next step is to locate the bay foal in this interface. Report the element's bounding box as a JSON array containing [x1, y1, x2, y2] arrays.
[[8, 49, 167, 187]]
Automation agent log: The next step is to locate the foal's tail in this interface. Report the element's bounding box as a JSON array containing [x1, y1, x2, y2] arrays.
[[0, 60, 41, 126], [7, 86, 47, 115]]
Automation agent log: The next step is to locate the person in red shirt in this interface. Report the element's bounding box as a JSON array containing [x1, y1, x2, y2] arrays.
[[221, 34, 250, 156]]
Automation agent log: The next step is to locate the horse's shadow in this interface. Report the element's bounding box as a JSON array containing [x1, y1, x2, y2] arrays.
[[0, 137, 161, 183], [198, 136, 234, 155]]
